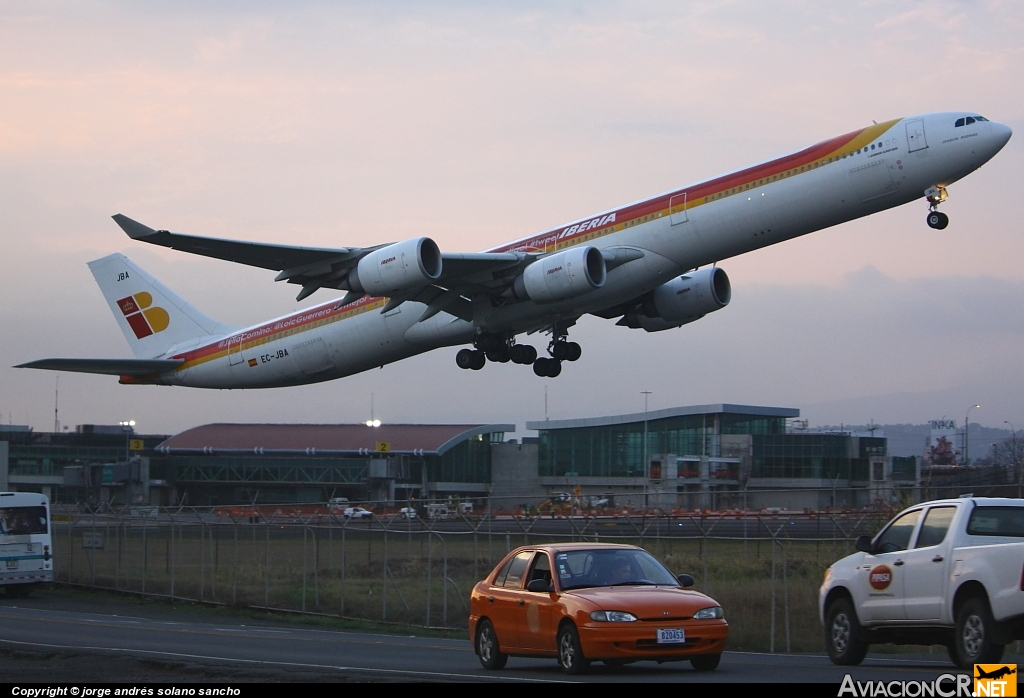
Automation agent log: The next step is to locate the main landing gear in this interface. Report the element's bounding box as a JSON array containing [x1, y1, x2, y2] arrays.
[[454, 331, 582, 378], [925, 185, 949, 230]]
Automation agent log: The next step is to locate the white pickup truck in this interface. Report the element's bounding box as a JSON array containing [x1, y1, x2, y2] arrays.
[[820, 497, 1024, 668]]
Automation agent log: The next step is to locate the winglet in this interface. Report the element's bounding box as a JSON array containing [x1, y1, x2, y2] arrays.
[[112, 214, 158, 240]]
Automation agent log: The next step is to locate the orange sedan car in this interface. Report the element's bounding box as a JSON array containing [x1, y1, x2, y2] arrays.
[[469, 543, 728, 674]]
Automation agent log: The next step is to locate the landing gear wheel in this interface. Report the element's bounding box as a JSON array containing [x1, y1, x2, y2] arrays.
[[551, 341, 570, 361], [557, 623, 589, 675], [690, 654, 721, 671], [456, 348, 476, 369], [469, 350, 486, 370], [824, 597, 869, 665], [927, 211, 949, 230], [565, 342, 582, 362], [533, 358, 562, 377], [510, 344, 538, 365], [951, 597, 1004, 669], [486, 346, 510, 363], [476, 619, 508, 670]]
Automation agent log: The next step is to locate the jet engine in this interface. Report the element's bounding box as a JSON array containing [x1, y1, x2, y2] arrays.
[[347, 237, 442, 296], [509, 246, 606, 303], [619, 267, 731, 332]]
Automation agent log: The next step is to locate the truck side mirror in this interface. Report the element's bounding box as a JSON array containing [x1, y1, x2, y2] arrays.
[[677, 574, 695, 588], [855, 535, 873, 553]]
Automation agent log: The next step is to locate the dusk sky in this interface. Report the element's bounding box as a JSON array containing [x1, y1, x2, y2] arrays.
[[1, 2, 1022, 437]]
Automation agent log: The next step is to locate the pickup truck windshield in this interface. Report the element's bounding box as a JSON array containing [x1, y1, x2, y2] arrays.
[[967, 506, 1024, 537]]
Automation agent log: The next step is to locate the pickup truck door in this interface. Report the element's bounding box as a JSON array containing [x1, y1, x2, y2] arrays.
[[857, 508, 923, 623], [902, 505, 957, 622]]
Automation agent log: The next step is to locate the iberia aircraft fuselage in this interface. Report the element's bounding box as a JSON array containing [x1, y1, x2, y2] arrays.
[[18, 112, 1012, 388]]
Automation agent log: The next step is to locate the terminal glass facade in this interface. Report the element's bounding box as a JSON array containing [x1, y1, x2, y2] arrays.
[[426, 433, 501, 484], [538, 413, 786, 478], [751, 434, 881, 480]]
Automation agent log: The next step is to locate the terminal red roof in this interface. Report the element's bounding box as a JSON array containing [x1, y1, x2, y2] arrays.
[[156, 423, 513, 456]]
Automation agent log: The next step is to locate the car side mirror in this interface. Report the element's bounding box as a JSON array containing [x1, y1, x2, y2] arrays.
[[855, 535, 874, 554], [677, 574, 695, 588], [527, 579, 553, 593]]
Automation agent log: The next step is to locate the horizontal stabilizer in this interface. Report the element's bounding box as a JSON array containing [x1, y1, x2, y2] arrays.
[[15, 358, 183, 377]]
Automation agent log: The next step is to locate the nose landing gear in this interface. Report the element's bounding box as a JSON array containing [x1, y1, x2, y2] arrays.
[[925, 185, 949, 229]]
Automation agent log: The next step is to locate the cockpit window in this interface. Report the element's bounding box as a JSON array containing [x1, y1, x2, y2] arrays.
[[957, 116, 986, 128]]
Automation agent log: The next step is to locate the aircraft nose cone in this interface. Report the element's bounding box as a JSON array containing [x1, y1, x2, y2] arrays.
[[993, 122, 1013, 148]]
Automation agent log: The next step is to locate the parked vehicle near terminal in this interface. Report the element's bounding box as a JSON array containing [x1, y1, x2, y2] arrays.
[[469, 543, 727, 674], [820, 497, 1024, 668], [399, 507, 418, 520], [343, 506, 373, 520], [0, 492, 54, 597]]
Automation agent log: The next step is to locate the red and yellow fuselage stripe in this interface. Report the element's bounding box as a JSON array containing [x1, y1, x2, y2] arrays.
[[167, 118, 901, 373]]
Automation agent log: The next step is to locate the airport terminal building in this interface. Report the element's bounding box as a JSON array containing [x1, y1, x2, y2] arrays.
[[1, 404, 919, 509]]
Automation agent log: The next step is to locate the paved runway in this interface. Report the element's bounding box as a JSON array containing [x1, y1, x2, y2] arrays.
[[0, 598, 992, 683]]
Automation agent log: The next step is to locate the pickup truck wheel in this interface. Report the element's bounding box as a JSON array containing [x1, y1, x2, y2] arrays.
[[952, 598, 1005, 669], [825, 597, 869, 665]]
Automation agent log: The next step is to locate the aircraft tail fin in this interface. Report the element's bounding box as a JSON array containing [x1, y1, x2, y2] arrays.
[[87, 253, 238, 359]]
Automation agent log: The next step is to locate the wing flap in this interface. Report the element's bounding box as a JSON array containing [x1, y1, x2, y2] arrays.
[[15, 358, 184, 377]]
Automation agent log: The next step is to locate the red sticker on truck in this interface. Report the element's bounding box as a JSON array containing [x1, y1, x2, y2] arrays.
[[869, 565, 893, 591]]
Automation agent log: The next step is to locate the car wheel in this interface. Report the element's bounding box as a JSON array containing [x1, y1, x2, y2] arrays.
[[690, 653, 721, 671], [557, 623, 589, 675], [476, 619, 508, 670], [952, 597, 1005, 669], [824, 597, 869, 665]]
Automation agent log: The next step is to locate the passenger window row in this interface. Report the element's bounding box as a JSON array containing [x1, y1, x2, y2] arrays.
[[700, 138, 891, 204]]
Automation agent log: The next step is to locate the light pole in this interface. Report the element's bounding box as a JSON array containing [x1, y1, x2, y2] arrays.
[[119, 420, 135, 462], [1006, 421, 1019, 497], [964, 405, 979, 465], [641, 391, 652, 511]]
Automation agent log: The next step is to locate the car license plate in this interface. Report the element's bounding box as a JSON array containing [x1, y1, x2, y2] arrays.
[[5, 560, 17, 570], [657, 628, 685, 644]]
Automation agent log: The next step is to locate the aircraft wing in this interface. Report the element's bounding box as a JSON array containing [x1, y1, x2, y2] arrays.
[[113, 214, 529, 306], [15, 358, 184, 377]]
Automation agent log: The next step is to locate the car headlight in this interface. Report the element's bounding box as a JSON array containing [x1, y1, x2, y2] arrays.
[[589, 611, 638, 622], [693, 606, 724, 620]]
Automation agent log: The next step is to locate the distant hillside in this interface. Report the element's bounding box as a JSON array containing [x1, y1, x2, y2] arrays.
[[815, 423, 1013, 459]]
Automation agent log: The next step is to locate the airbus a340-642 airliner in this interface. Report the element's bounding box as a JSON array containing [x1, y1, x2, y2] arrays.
[[17, 112, 1012, 388]]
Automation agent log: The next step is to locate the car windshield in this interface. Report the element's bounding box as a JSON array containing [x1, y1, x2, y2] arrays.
[[554, 548, 679, 590]]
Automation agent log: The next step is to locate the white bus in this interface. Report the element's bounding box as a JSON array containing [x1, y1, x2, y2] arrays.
[[0, 492, 54, 597]]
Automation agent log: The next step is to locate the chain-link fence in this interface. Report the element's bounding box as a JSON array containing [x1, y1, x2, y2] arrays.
[[49, 503, 903, 652]]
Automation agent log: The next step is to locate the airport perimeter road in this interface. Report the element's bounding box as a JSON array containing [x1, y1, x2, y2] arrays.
[[0, 601, 988, 684]]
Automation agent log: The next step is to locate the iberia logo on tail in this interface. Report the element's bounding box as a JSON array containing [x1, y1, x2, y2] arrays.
[[117, 292, 169, 339]]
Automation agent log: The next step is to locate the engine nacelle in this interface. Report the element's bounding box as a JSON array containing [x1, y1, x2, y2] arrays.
[[621, 267, 731, 332], [646, 266, 731, 321], [348, 237, 442, 296], [510, 246, 606, 303]]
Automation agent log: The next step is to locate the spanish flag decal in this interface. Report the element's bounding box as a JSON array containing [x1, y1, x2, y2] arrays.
[[247, 358, 258, 367], [116, 292, 170, 339]]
